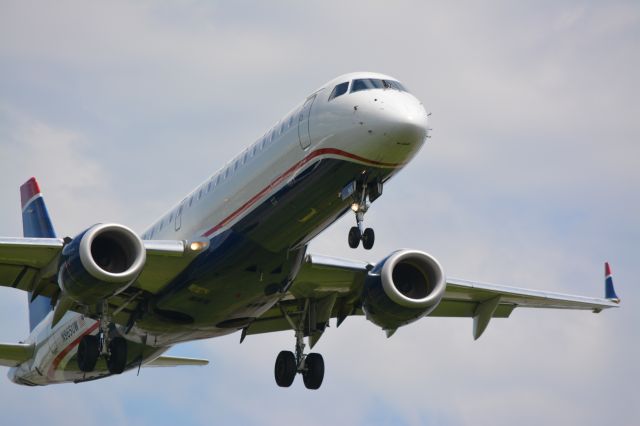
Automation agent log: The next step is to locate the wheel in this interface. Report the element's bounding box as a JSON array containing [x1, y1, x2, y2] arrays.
[[362, 228, 375, 250], [348, 226, 361, 248], [107, 336, 128, 374], [77, 334, 100, 372], [302, 353, 324, 390], [274, 350, 296, 387]]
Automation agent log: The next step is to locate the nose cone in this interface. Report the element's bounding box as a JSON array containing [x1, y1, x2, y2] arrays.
[[354, 93, 429, 163], [379, 100, 429, 144]]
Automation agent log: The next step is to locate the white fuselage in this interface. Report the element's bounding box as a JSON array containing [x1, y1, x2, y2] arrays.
[[10, 72, 429, 385]]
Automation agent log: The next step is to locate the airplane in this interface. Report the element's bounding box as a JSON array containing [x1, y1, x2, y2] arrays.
[[0, 72, 620, 389]]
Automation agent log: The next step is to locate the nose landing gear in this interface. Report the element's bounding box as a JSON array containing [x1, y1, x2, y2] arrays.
[[347, 179, 381, 250]]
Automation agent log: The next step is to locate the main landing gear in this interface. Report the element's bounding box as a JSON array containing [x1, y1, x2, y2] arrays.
[[347, 179, 382, 250], [77, 331, 128, 375], [274, 302, 325, 390], [77, 305, 128, 375]]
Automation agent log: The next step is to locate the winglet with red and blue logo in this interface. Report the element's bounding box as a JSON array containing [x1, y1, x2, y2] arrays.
[[20, 177, 56, 331], [604, 262, 620, 303]]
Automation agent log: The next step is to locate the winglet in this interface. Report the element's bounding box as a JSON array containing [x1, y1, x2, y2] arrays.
[[604, 262, 620, 303]]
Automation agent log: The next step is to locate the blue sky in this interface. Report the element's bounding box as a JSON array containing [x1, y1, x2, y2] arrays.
[[1, 1, 638, 425]]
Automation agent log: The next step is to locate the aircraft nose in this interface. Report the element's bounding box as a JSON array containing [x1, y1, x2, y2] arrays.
[[362, 96, 429, 146]]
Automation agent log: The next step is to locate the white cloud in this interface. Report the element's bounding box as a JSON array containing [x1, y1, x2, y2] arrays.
[[0, 105, 126, 236]]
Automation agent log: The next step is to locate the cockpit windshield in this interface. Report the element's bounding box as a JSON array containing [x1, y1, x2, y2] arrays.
[[350, 78, 408, 93]]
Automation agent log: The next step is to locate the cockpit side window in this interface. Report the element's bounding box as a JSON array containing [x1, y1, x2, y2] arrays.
[[328, 82, 349, 101]]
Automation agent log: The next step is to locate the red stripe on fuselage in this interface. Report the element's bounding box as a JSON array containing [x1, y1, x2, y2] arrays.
[[48, 321, 100, 380], [202, 148, 402, 237]]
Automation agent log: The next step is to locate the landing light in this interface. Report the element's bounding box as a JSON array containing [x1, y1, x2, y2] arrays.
[[351, 203, 359, 212], [189, 241, 209, 252]]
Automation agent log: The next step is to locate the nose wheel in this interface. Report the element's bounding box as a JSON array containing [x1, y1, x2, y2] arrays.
[[348, 226, 375, 250]]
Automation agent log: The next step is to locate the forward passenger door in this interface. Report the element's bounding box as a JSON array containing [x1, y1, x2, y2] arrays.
[[297, 95, 316, 150]]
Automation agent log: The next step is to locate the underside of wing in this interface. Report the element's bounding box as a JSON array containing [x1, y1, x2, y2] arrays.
[[435, 277, 619, 339], [0, 237, 63, 298], [0, 234, 208, 327]]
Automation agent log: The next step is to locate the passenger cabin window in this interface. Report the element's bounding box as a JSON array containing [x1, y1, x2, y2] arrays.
[[328, 82, 349, 101]]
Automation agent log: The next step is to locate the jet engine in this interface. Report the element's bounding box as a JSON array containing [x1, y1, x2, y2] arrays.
[[58, 223, 146, 305], [362, 250, 446, 331]]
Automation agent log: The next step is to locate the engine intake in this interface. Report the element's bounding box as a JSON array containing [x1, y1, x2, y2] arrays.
[[59, 223, 146, 304], [362, 250, 446, 331]]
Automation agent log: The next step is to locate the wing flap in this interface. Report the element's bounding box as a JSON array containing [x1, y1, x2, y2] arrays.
[[0, 343, 34, 367]]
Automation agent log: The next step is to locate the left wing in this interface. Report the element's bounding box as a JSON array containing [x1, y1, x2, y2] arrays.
[[0, 237, 204, 324], [245, 253, 619, 343]]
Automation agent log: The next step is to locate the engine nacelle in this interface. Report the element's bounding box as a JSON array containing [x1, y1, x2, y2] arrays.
[[362, 250, 446, 331], [58, 223, 146, 305]]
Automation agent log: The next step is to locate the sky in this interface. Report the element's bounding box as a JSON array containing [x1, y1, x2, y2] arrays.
[[0, 1, 638, 425]]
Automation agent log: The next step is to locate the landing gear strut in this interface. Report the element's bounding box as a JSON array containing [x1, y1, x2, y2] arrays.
[[347, 179, 381, 250], [274, 301, 325, 390]]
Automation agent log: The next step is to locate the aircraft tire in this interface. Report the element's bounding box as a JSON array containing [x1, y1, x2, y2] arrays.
[[348, 227, 361, 248], [107, 336, 128, 374], [274, 350, 296, 387], [77, 334, 100, 372], [302, 353, 324, 390], [362, 228, 375, 250]]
